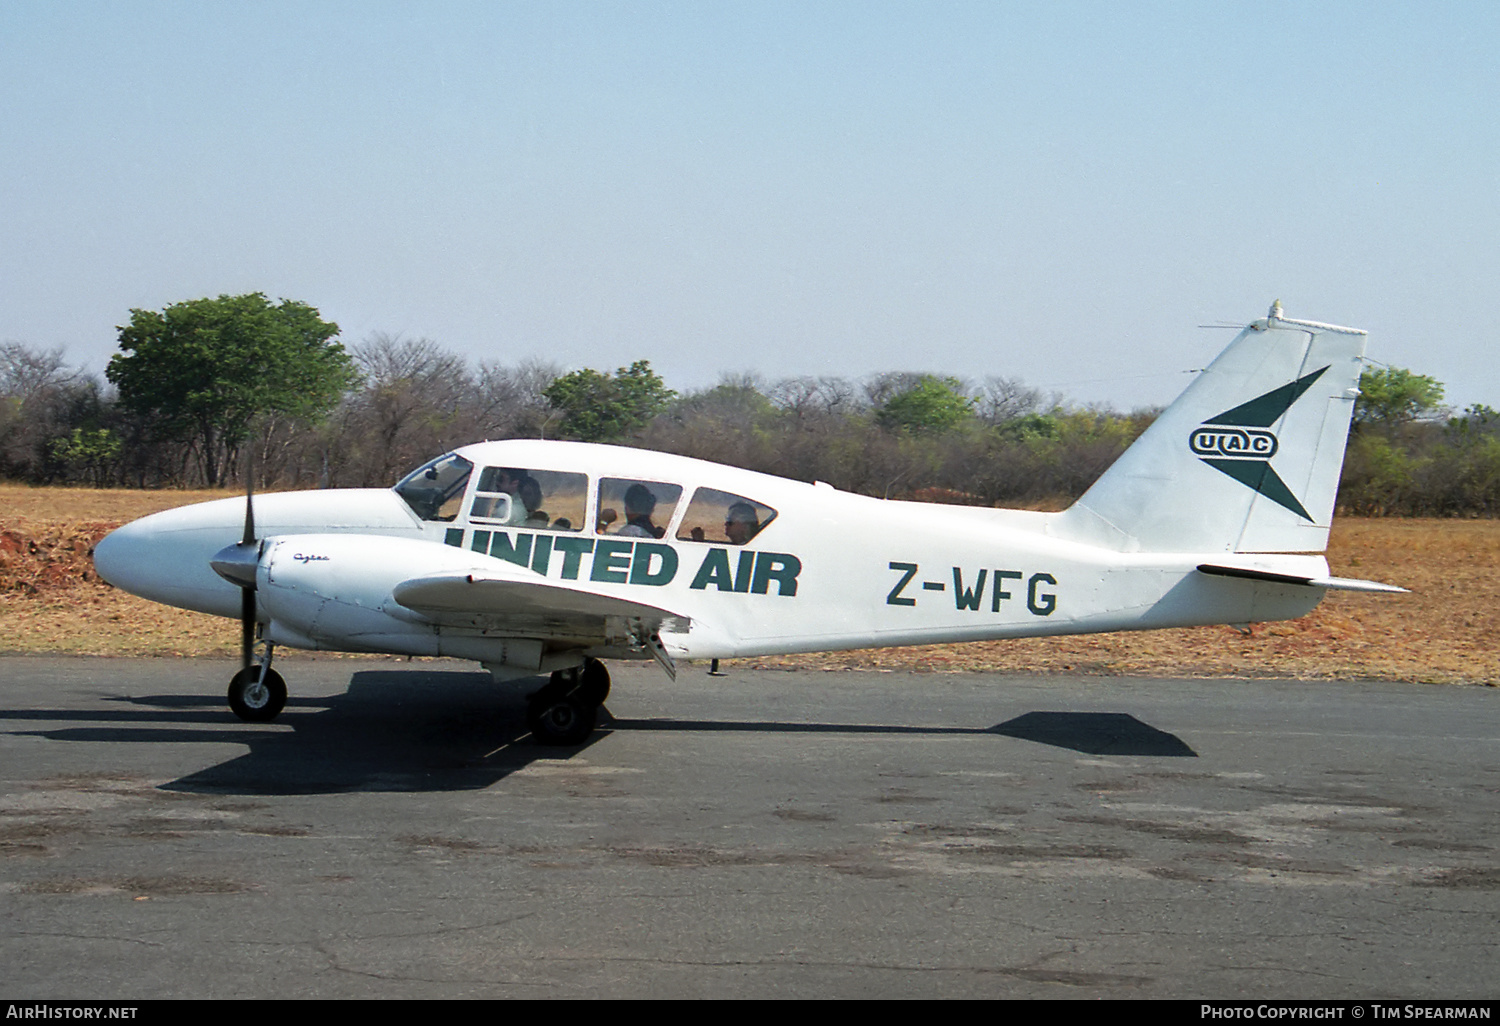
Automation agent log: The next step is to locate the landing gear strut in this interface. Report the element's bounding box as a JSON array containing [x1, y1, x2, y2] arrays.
[[526, 658, 610, 746], [228, 642, 286, 722]]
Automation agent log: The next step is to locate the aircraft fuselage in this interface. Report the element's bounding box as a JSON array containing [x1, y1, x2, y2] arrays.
[[95, 439, 1328, 672]]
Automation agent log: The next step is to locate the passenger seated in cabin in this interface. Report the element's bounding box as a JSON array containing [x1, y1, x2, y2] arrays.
[[674, 487, 777, 546], [616, 483, 664, 538], [724, 502, 762, 545], [596, 508, 618, 534]]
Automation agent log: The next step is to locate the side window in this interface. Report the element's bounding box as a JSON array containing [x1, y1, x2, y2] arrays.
[[595, 478, 683, 539], [394, 453, 474, 522], [471, 467, 587, 532], [676, 488, 777, 545]]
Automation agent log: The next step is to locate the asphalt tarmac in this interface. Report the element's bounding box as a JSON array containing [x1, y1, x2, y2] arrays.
[[1, 656, 1496, 999]]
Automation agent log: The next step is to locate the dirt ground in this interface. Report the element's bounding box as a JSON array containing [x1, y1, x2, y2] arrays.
[[2, 483, 1496, 684]]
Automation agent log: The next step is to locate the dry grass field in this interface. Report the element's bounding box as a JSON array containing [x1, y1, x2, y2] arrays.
[[2, 483, 1496, 684]]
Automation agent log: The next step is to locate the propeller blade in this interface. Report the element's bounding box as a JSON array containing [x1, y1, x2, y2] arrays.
[[241, 466, 256, 546]]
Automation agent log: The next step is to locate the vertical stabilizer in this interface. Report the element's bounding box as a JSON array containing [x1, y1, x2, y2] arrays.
[[1059, 304, 1367, 554]]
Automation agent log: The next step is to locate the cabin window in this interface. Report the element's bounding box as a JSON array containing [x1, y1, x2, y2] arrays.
[[471, 467, 587, 532], [394, 453, 473, 522], [676, 488, 777, 545], [595, 478, 683, 538]]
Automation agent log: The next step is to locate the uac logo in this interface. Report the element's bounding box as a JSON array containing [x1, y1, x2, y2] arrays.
[[1189, 366, 1328, 521], [1189, 427, 1278, 460]]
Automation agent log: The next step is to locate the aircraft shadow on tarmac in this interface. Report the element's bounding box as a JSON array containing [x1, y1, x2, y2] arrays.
[[11, 670, 1194, 795], [606, 710, 1195, 758]]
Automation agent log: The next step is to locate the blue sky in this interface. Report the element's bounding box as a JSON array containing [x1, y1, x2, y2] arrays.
[[3, 1, 1496, 412]]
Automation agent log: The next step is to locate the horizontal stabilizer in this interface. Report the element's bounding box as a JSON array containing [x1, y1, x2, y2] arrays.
[[1197, 564, 1408, 593]]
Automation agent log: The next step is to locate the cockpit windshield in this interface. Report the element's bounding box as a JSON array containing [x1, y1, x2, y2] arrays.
[[394, 453, 474, 521]]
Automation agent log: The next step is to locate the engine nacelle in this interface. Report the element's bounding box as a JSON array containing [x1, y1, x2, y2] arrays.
[[255, 533, 565, 671]]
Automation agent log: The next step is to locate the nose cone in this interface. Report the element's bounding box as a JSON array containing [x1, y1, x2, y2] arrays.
[[92, 488, 426, 619], [91, 523, 136, 590], [94, 511, 244, 618]]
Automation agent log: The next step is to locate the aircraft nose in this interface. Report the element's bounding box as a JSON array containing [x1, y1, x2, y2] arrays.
[[92, 520, 149, 592], [92, 514, 241, 618]]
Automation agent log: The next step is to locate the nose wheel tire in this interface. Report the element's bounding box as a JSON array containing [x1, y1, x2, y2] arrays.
[[228, 666, 287, 722]]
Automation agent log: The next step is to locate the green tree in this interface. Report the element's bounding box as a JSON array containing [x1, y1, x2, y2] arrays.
[[1339, 433, 1425, 514], [875, 375, 975, 434], [106, 294, 356, 485], [1445, 404, 1500, 445], [1354, 367, 1445, 429], [47, 427, 122, 487], [543, 360, 675, 442]]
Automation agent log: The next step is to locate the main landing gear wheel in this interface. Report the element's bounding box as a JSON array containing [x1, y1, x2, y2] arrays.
[[526, 692, 596, 746], [526, 660, 611, 746], [228, 666, 287, 723], [578, 657, 611, 706]]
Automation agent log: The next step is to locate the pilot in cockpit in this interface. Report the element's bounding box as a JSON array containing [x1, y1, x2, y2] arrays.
[[487, 468, 535, 526]]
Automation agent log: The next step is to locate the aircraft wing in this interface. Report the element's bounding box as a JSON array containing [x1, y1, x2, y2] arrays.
[[390, 571, 692, 645]]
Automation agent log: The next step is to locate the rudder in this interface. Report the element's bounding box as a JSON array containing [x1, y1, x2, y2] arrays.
[[1058, 303, 1367, 554]]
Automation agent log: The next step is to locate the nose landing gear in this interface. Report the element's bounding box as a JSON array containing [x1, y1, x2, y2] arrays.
[[228, 642, 286, 722]]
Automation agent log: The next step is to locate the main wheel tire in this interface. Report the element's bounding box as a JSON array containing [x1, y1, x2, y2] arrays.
[[228, 666, 287, 723], [526, 692, 597, 746], [578, 658, 611, 706]]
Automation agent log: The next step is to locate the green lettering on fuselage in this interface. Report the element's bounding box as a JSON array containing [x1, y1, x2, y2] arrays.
[[690, 547, 800, 596], [631, 542, 678, 586], [591, 539, 632, 583], [531, 533, 554, 575], [489, 531, 531, 567], [992, 570, 1022, 612], [953, 568, 987, 610], [1027, 572, 1057, 616], [457, 529, 801, 599], [553, 537, 594, 579], [734, 550, 755, 593], [884, 562, 1057, 617], [690, 548, 734, 591], [751, 552, 801, 596]]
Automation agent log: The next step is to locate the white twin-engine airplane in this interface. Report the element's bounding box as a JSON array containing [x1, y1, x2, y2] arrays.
[[94, 303, 1404, 744]]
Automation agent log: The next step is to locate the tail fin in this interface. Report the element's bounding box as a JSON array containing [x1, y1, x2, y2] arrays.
[[1059, 303, 1367, 554]]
